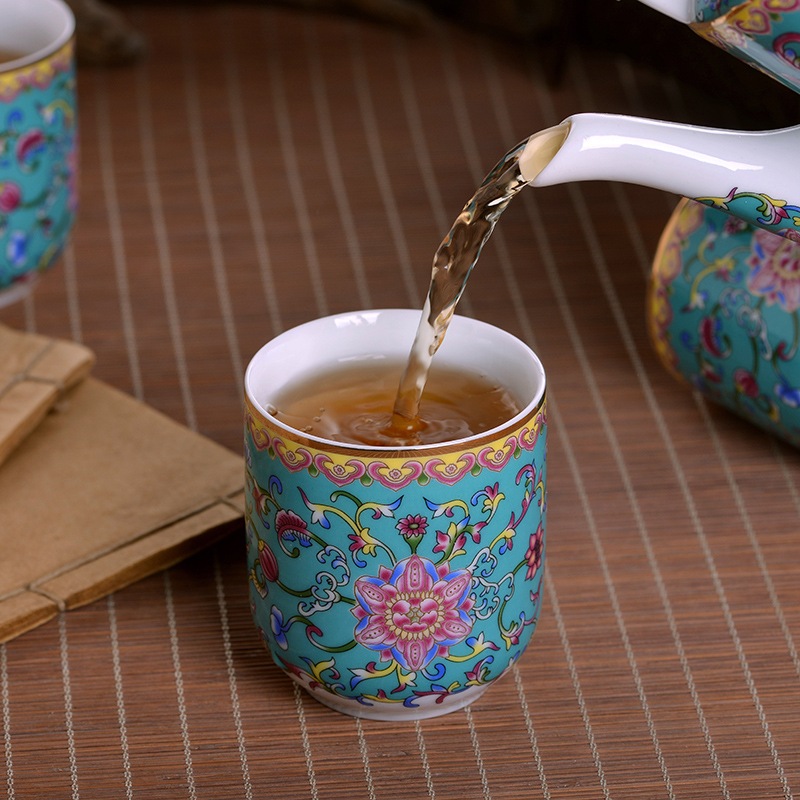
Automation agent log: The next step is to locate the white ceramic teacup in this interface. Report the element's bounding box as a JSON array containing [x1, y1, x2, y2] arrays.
[[244, 309, 548, 720]]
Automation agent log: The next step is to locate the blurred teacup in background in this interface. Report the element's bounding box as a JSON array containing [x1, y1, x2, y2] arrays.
[[0, 0, 77, 308]]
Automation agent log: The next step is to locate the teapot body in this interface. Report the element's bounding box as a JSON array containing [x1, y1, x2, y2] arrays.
[[692, 1, 800, 95], [638, 0, 800, 94], [649, 198, 800, 446]]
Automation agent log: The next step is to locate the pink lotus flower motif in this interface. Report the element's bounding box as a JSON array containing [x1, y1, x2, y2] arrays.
[[351, 555, 474, 672], [747, 228, 800, 312], [0, 182, 21, 213], [525, 523, 544, 581], [275, 509, 311, 546]]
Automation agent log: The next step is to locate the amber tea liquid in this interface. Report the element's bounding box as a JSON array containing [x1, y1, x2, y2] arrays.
[[272, 360, 520, 447], [0, 50, 25, 66]]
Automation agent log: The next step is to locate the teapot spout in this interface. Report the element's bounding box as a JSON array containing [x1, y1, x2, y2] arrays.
[[520, 113, 800, 237]]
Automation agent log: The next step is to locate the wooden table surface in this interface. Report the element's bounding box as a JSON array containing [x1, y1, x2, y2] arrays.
[[2, 4, 800, 798]]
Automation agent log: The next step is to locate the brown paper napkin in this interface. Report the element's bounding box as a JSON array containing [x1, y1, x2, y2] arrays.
[[0, 324, 95, 469], [0, 376, 245, 644]]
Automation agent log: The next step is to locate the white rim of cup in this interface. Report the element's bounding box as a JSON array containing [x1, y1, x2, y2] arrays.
[[245, 309, 547, 454], [0, 0, 75, 73]]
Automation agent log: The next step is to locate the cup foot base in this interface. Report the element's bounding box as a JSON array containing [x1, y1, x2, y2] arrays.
[[290, 673, 493, 721]]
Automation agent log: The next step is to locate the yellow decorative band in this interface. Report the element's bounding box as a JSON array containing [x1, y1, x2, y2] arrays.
[[0, 39, 74, 103], [245, 394, 546, 491]]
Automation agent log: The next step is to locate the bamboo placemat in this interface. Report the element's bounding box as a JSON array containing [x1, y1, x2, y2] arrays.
[[1, 4, 799, 799]]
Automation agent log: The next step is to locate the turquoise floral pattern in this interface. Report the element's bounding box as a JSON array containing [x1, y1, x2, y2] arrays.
[[693, 0, 741, 22], [245, 394, 547, 714], [650, 199, 800, 446], [0, 40, 77, 294], [696, 187, 800, 238], [692, 0, 800, 94], [747, 227, 800, 309]]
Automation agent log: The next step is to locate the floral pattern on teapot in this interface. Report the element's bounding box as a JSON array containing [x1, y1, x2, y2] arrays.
[[696, 186, 800, 238], [650, 198, 800, 446], [692, 0, 800, 94]]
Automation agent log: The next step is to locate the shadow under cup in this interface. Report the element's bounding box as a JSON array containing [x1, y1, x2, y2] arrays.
[[0, 0, 76, 308], [244, 309, 547, 721]]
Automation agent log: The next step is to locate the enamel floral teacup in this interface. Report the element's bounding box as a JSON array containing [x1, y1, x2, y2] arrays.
[[244, 309, 547, 721], [0, 0, 77, 308]]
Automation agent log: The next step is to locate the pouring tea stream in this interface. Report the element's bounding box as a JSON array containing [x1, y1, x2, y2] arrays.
[[390, 109, 800, 448]]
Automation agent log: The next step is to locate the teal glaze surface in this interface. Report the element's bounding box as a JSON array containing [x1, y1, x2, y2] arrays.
[[693, 0, 742, 22], [244, 397, 547, 715], [692, 1, 800, 95], [0, 40, 77, 294], [650, 199, 800, 446]]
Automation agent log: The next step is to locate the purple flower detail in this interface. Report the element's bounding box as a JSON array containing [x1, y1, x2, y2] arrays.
[[747, 228, 800, 312], [270, 606, 290, 650]]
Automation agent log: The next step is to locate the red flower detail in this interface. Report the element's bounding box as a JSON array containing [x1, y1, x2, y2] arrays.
[[0, 182, 21, 213], [733, 368, 759, 398], [525, 523, 544, 581], [258, 541, 279, 582]]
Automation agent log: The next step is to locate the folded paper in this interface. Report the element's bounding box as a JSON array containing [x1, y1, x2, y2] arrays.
[[0, 374, 244, 643], [0, 323, 95, 469]]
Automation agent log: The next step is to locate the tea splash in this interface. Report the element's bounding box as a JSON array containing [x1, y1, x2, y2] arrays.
[[272, 360, 520, 447]]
